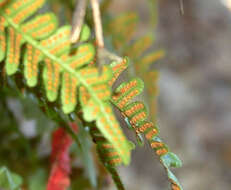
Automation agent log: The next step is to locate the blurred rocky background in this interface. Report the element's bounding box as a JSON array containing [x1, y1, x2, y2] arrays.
[[110, 0, 231, 189]]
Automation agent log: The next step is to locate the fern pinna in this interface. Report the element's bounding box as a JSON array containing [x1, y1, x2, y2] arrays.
[[0, 0, 131, 166]]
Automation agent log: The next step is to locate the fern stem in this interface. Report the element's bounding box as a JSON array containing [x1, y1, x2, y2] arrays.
[[106, 166, 125, 190], [90, 0, 104, 48], [98, 48, 123, 63], [71, 0, 87, 43], [179, 0, 184, 15]]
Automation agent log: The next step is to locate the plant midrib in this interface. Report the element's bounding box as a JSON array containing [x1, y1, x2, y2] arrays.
[[1, 12, 128, 163]]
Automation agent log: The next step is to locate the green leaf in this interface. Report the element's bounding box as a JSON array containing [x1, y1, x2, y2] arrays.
[[162, 164, 184, 190], [0, 166, 23, 190], [161, 152, 182, 168], [108, 57, 130, 86], [109, 59, 183, 189], [79, 24, 91, 42], [112, 78, 144, 110], [28, 169, 47, 190], [161, 152, 183, 189]]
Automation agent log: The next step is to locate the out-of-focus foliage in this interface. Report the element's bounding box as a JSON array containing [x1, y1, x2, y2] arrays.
[[0, 166, 23, 190]]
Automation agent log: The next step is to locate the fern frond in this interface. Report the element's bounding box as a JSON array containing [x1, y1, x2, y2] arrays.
[[105, 13, 163, 123], [82, 58, 132, 190], [127, 33, 165, 123], [110, 59, 183, 190], [0, 0, 131, 165], [125, 35, 154, 60], [105, 12, 138, 49]]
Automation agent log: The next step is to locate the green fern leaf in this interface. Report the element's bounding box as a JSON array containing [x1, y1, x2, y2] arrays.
[[108, 58, 130, 86], [79, 69, 131, 164], [112, 78, 144, 110], [110, 59, 183, 190], [122, 101, 147, 125], [0, 0, 131, 165]]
